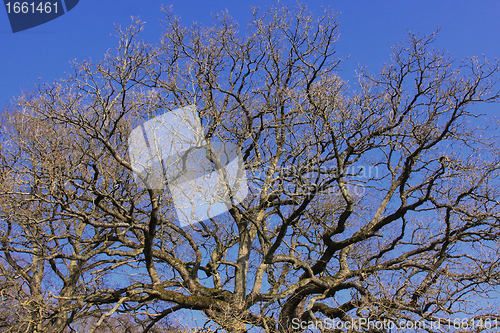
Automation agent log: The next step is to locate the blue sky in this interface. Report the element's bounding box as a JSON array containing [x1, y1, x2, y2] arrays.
[[1, 0, 499, 112], [1, 1, 499, 330]]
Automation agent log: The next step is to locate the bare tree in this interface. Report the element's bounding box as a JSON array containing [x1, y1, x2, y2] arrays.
[[1, 3, 500, 332]]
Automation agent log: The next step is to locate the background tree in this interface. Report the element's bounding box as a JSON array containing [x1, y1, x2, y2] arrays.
[[1, 3, 500, 332]]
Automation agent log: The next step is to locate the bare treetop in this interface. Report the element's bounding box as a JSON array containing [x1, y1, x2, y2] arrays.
[[1, 3, 500, 332]]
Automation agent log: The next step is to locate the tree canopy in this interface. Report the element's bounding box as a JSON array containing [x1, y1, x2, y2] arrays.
[[1, 3, 500, 332]]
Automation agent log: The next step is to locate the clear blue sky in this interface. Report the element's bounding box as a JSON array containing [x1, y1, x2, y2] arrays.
[[1, 1, 499, 329], [1, 0, 499, 111]]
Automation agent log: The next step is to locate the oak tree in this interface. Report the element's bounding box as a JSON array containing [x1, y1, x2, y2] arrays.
[[1, 3, 500, 332]]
